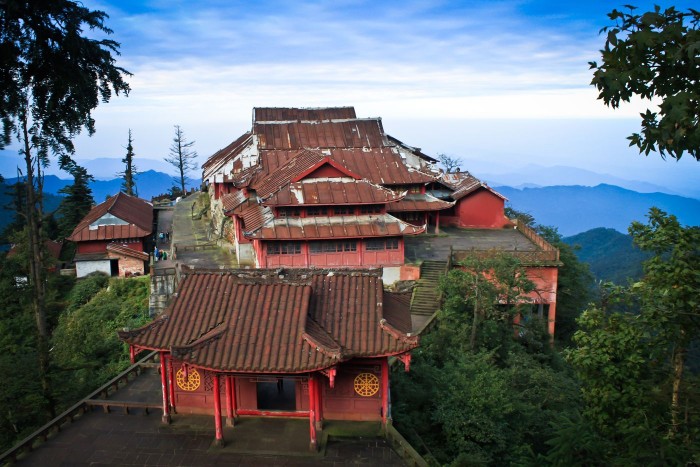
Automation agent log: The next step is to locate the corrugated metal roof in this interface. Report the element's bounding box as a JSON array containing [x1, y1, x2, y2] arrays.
[[221, 191, 248, 213], [119, 270, 417, 373], [441, 172, 506, 201], [254, 119, 387, 150], [202, 132, 253, 179], [68, 193, 153, 242], [245, 214, 425, 239], [254, 107, 357, 122], [386, 193, 455, 212], [264, 178, 405, 206], [106, 243, 149, 261]]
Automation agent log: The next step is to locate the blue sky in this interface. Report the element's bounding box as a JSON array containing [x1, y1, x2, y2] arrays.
[[3, 1, 698, 196]]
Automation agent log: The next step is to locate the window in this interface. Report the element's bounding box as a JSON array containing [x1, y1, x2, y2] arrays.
[[278, 207, 301, 218], [309, 241, 357, 253], [360, 205, 382, 215], [365, 238, 399, 251], [306, 207, 328, 216], [333, 206, 353, 216], [266, 242, 301, 255]]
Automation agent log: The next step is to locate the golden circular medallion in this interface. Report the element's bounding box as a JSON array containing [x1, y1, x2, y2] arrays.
[[353, 372, 380, 397], [176, 367, 201, 391]]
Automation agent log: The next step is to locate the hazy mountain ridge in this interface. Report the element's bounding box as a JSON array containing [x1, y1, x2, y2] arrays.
[[497, 184, 700, 236], [5, 170, 200, 202]]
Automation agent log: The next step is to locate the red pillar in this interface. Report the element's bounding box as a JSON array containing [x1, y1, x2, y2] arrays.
[[308, 376, 317, 451], [548, 302, 557, 345], [129, 345, 135, 364], [225, 375, 235, 427], [315, 377, 323, 430], [213, 374, 224, 447], [167, 356, 176, 413], [159, 352, 170, 424], [434, 210, 440, 234], [381, 358, 389, 427]]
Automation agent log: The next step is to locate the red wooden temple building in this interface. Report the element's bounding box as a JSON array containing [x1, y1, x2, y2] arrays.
[[118, 268, 417, 449]]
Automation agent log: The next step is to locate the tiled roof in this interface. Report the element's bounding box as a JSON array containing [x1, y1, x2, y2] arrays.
[[244, 213, 425, 239], [253, 107, 357, 122], [255, 119, 387, 150], [119, 270, 418, 373], [68, 193, 153, 242], [106, 243, 149, 261], [264, 178, 405, 206], [386, 193, 455, 212]]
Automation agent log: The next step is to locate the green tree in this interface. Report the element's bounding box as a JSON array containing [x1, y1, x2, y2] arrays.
[[165, 125, 198, 194], [0, 0, 130, 417], [118, 129, 138, 196], [561, 209, 700, 464], [590, 5, 700, 161], [392, 254, 580, 464], [57, 162, 94, 239]]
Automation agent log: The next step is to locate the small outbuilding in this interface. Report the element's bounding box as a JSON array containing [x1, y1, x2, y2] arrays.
[[68, 192, 153, 278]]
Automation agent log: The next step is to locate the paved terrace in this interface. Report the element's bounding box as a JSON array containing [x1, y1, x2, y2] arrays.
[[405, 225, 558, 264], [6, 361, 411, 466]]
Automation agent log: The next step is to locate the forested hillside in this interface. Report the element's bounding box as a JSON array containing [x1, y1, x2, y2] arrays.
[[0, 270, 150, 452], [563, 228, 650, 284]]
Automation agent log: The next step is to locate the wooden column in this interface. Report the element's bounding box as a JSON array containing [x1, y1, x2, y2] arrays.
[[434, 210, 440, 234], [225, 375, 236, 427], [308, 376, 317, 451], [315, 376, 323, 430], [159, 352, 170, 424], [213, 374, 224, 446], [548, 302, 557, 345], [167, 356, 176, 413], [381, 358, 389, 427], [129, 345, 135, 364]]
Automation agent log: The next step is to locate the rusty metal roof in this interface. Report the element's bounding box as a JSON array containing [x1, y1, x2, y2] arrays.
[[119, 270, 417, 373], [255, 119, 387, 150], [68, 193, 153, 242], [253, 107, 357, 122], [106, 243, 149, 261], [221, 191, 248, 213], [264, 178, 405, 206], [386, 193, 455, 212], [202, 132, 253, 179], [244, 213, 425, 239], [441, 172, 506, 201]]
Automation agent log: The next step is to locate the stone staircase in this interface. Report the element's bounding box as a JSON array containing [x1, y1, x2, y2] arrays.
[[410, 260, 448, 317]]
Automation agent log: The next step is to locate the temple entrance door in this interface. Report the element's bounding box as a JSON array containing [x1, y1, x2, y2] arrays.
[[110, 259, 119, 276], [256, 378, 296, 411]]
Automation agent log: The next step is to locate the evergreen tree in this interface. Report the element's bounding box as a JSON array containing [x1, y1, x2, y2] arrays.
[[165, 125, 198, 194], [0, 0, 130, 418], [118, 129, 137, 196], [57, 163, 94, 239]]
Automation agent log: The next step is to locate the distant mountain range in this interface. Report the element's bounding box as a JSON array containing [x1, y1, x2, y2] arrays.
[[496, 184, 700, 237], [4, 170, 200, 203]]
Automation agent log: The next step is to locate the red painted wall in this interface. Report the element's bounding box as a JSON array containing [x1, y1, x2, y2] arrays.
[[304, 164, 347, 179], [450, 189, 508, 229], [168, 359, 384, 422], [262, 240, 404, 268], [524, 266, 558, 305], [76, 239, 144, 254]]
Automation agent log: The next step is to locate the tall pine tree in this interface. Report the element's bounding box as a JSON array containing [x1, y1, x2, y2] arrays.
[[118, 129, 137, 196], [57, 163, 94, 239], [165, 125, 198, 194]]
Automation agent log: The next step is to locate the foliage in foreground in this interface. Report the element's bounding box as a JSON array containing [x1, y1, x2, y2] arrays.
[[392, 254, 580, 465], [0, 269, 149, 452]]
